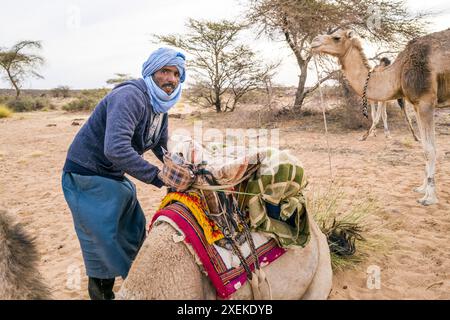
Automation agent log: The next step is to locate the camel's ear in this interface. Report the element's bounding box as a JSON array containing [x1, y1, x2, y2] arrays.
[[346, 30, 355, 39]]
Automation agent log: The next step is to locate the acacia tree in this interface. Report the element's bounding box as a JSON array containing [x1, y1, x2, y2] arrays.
[[154, 19, 277, 112], [106, 73, 133, 86], [0, 41, 44, 98], [247, 0, 429, 111]]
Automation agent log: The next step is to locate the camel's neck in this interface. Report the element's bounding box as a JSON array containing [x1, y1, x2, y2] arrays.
[[339, 45, 402, 101]]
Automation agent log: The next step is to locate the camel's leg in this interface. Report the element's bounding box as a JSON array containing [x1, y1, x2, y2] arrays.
[[414, 107, 429, 194], [414, 100, 438, 206], [370, 102, 378, 137], [380, 102, 392, 139], [360, 102, 379, 141], [400, 102, 420, 142]]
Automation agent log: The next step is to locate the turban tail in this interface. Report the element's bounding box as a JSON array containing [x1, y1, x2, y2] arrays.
[[142, 48, 186, 114]]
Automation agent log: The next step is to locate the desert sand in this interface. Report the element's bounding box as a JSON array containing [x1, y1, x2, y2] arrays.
[[0, 105, 449, 300]]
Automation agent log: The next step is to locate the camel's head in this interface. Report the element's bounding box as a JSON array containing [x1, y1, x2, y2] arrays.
[[311, 28, 356, 57]]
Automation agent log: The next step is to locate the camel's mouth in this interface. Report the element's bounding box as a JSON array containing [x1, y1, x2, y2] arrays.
[[310, 40, 323, 51], [311, 44, 322, 53]]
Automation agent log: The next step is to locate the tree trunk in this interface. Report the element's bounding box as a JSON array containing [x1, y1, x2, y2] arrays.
[[214, 87, 221, 112], [293, 64, 308, 110], [215, 101, 221, 113], [14, 83, 20, 98], [6, 69, 21, 98]]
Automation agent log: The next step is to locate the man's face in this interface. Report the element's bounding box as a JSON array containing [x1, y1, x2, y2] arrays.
[[152, 65, 181, 95]]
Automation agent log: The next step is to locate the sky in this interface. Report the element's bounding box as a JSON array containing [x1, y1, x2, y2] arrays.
[[0, 0, 449, 90]]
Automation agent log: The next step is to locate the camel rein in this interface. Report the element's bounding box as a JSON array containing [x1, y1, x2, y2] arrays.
[[197, 167, 272, 299], [313, 56, 334, 183], [362, 70, 373, 119]]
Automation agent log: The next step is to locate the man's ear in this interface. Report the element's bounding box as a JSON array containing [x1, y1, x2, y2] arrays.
[[346, 30, 355, 38]]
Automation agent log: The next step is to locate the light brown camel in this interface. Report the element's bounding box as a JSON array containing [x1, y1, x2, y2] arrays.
[[312, 28, 450, 206], [0, 207, 332, 300], [362, 58, 420, 142], [117, 211, 333, 300], [0, 210, 50, 300]]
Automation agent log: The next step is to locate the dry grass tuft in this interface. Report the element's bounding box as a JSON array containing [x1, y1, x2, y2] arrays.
[[307, 182, 389, 272]]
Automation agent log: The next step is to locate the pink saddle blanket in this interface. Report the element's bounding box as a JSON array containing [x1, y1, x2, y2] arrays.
[[150, 202, 286, 299]]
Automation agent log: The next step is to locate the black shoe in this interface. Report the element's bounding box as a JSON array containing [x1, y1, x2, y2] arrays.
[[88, 277, 116, 300]]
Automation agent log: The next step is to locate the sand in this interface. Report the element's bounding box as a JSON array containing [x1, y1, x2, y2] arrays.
[[0, 107, 449, 300]]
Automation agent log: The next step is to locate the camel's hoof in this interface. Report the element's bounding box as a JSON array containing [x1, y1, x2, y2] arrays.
[[417, 197, 438, 206], [385, 135, 392, 140], [359, 136, 368, 142]]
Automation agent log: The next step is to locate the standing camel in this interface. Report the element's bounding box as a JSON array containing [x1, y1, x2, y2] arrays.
[[311, 28, 450, 206], [362, 57, 420, 142]]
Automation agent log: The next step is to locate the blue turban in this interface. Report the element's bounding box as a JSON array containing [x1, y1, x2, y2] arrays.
[[142, 48, 186, 114]]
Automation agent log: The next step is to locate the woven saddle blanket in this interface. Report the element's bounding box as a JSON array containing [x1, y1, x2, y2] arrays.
[[150, 202, 286, 299]]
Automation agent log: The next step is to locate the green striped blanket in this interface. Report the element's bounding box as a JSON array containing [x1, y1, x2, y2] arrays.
[[239, 148, 310, 248]]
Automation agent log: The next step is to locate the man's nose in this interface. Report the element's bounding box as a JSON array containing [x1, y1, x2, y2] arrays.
[[167, 72, 177, 83]]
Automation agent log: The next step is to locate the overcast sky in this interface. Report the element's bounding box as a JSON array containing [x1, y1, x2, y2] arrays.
[[0, 0, 449, 90]]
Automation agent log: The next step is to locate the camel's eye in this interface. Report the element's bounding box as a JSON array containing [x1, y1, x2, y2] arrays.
[[333, 36, 341, 41]]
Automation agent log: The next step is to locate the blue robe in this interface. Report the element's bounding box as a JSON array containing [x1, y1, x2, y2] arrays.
[[62, 172, 146, 279]]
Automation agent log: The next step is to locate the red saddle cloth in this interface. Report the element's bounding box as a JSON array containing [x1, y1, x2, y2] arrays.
[[150, 203, 286, 299]]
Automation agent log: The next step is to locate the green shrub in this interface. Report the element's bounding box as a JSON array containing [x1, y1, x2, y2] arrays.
[[0, 104, 13, 118], [79, 88, 109, 100], [6, 97, 53, 112], [0, 95, 10, 104], [62, 97, 99, 112]]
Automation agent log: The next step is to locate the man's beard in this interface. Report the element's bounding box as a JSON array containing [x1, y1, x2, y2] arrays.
[[162, 83, 175, 91]]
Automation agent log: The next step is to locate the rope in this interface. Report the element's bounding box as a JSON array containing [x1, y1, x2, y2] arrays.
[[209, 190, 259, 197], [197, 166, 271, 299], [362, 70, 373, 119], [313, 56, 334, 183]]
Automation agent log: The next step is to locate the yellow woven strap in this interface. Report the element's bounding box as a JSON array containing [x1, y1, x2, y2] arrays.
[[159, 192, 224, 244]]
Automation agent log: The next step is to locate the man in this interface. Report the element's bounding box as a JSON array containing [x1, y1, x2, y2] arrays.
[[62, 48, 186, 300]]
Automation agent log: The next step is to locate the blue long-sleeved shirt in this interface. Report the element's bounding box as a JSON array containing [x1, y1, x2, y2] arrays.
[[63, 79, 167, 187]]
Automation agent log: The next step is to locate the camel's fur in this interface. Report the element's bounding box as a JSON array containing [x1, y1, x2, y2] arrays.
[[117, 212, 332, 300], [0, 208, 331, 300], [361, 58, 420, 142], [0, 210, 50, 300], [312, 28, 450, 205]]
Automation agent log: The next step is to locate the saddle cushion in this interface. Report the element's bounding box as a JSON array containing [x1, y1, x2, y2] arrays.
[[150, 202, 286, 299]]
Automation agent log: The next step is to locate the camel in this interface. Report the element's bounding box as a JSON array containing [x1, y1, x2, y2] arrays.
[[311, 28, 450, 206], [0, 210, 50, 300], [117, 210, 333, 300], [362, 58, 420, 142], [0, 207, 332, 300]]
